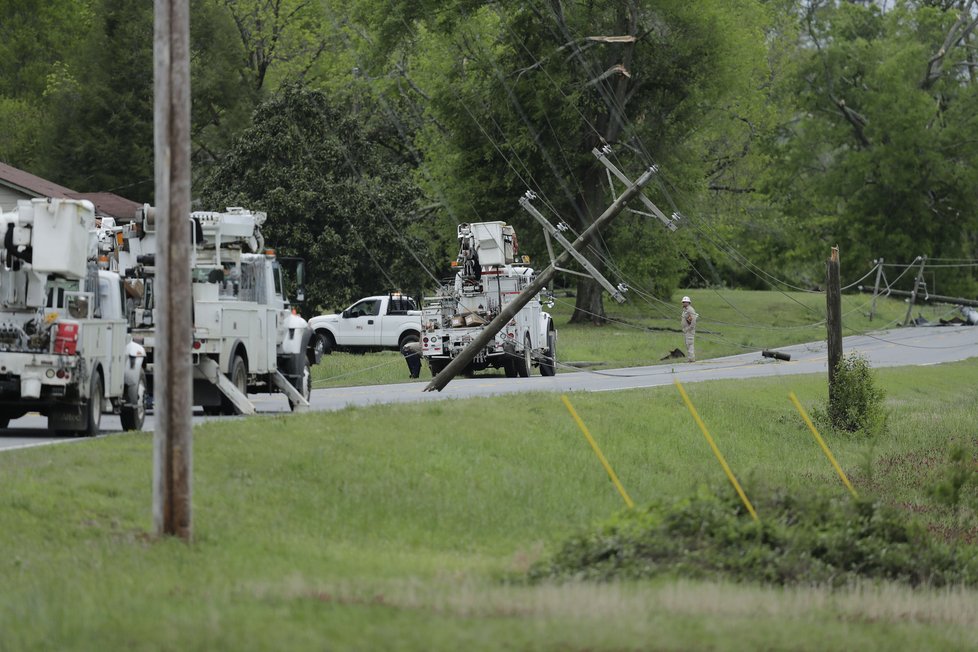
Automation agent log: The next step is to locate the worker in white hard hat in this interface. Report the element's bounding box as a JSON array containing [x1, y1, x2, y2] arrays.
[[680, 296, 698, 362]]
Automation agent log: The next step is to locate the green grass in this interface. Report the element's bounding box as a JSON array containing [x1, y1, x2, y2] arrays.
[[311, 289, 949, 386], [3, 361, 978, 650]]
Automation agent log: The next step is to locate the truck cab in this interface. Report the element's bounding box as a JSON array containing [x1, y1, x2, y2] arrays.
[[309, 293, 422, 353]]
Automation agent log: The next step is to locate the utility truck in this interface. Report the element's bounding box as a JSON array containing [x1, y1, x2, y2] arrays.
[[309, 293, 421, 354], [0, 198, 146, 434], [104, 206, 321, 415], [421, 221, 556, 377]]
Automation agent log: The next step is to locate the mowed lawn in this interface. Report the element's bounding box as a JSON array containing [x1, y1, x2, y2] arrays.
[[3, 358, 978, 650]]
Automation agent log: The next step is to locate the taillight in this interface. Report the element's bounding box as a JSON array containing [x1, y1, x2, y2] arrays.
[[192, 340, 202, 350], [53, 321, 80, 355]]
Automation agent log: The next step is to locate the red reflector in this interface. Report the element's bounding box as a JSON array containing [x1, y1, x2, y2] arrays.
[[192, 340, 202, 350], [53, 321, 80, 355], [422, 337, 429, 343], [56, 369, 66, 379]]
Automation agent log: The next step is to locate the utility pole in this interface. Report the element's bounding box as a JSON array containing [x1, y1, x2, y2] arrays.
[[423, 166, 658, 393], [153, 0, 193, 539], [826, 246, 843, 411], [868, 258, 883, 322], [902, 255, 927, 327]]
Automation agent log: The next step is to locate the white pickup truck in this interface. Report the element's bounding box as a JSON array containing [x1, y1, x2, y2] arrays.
[[309, 294, 422, 354]]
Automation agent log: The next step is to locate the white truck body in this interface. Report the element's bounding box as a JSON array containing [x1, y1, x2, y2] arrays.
[[421, 221, 556, 377], [105, 206, 321, 414], [308, 294, 421, 353], [0, 198, 146, 434]]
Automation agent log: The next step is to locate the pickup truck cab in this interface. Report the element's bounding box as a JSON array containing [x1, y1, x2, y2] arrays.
[[309, 293, 422, 353]]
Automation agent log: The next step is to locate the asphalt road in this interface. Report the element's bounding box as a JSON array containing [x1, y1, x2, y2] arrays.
[[3, 324, 976, 452]]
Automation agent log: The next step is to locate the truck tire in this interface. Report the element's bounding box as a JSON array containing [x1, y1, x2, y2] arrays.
[[221, 354, 248, 415], [398, 332, 420, 349], [0, 413, 9, 429], [316, 330, 335, 355], [540, 330, 557, 376], [82, 369, 104, 436], [288, 357, 311, 411], [120, 370, 147, 431]]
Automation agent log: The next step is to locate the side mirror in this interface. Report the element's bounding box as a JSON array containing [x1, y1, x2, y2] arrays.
[[342, 309, 350, 318]]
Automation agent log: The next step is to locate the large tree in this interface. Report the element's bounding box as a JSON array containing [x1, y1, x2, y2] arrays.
[[760, 0, 978, 294], [197, 84, 430, 311], [354, 0, 768, 322]]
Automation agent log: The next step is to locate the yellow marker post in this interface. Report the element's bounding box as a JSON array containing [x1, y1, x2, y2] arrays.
[[788, 391, 859, 499], [561, 395, 635, 509], [674, 380, 759, 522]]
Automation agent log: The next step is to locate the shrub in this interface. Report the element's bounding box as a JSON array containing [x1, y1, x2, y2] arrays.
[[528, 486, 978, 587], [828, 353, 887, 436]]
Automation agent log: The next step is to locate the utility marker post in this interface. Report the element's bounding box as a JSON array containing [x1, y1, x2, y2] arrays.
[[153, 0, 193, 539], [902, 255, 927, 327], [423, 167, 658, 393], [868, 258, 883, 322], [826, 246, 843, 406]]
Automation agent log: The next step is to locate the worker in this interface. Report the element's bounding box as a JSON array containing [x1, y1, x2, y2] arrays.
[[681, 296, 698, 362], [402, 340, 423, 378]]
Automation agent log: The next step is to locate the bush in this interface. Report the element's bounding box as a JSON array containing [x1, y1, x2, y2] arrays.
[[828, 353, 887, 436], [528, 486, 978, 587]]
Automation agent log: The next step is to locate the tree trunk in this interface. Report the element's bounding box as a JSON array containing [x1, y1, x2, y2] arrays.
[[569, 164, 610, 324]]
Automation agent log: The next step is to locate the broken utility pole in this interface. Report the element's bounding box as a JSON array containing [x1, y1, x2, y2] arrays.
[[902, 255, 928, 326], [423, 165, 658, 393]]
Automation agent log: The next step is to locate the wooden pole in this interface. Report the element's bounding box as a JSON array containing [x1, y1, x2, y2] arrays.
[[902, 255, 927, 327], [153, 0, 193, 539], [826, 246, 843, 409], [868, 258, 883, 322], [423, 166, 658, 392]]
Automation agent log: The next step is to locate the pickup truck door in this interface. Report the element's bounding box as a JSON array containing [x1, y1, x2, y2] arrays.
[[337, 298, 382, 347]]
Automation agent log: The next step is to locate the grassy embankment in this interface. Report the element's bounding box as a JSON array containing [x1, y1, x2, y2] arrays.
[[3, 302, 978, 649], [311, 287, 946, 387]]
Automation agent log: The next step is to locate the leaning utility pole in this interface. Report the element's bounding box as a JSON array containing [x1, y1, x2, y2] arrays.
[[868, 258, 883, 322], [153, 0, 193, 539], [423, 166, 658, 393]]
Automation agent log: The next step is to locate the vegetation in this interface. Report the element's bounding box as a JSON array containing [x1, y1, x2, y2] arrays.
[[824, 353, 888, 436], [4, 1, 977, 307], [3, 362, 978, 649], [529, 488, 977, 587]]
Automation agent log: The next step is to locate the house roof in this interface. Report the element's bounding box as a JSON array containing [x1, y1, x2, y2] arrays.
[[0, 160, 142, 220], [0, 160, 76, 198], [67, 192, 142, 222]]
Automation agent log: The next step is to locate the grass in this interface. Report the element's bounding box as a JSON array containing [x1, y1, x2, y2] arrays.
[[3, 360, 978, 650], [310, 288, 952, 386]]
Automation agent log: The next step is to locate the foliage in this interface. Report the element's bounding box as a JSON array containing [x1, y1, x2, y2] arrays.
[[928, 440, 978, 527], [354, 0, 768, 322], [756, 0, 978, 296], [529, 486, 978, 587], [197, 84, 430, 311], [826, 353, 888, 436]]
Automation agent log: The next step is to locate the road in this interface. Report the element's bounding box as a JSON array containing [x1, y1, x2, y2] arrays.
[[3, 324, 976, 452]]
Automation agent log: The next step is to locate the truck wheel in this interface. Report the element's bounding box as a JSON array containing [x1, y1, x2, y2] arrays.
[[120, 370, 147, 431], [221, 355, 248, 415], [398, 332, 420, 349], [317, 330, 334, 355], [288, 358, 311, 411], [540, 331, 557, 376], [0, 413, 9, 429], [82, 369, 104, 436]]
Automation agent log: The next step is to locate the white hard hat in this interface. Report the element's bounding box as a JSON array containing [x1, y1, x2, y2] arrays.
[[682, 296, 691, 303]]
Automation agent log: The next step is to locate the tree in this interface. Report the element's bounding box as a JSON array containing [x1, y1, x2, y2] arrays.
[[197, 84, 430, 311], [354, 0, 768, 322], [759, 0, 978, 295]]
